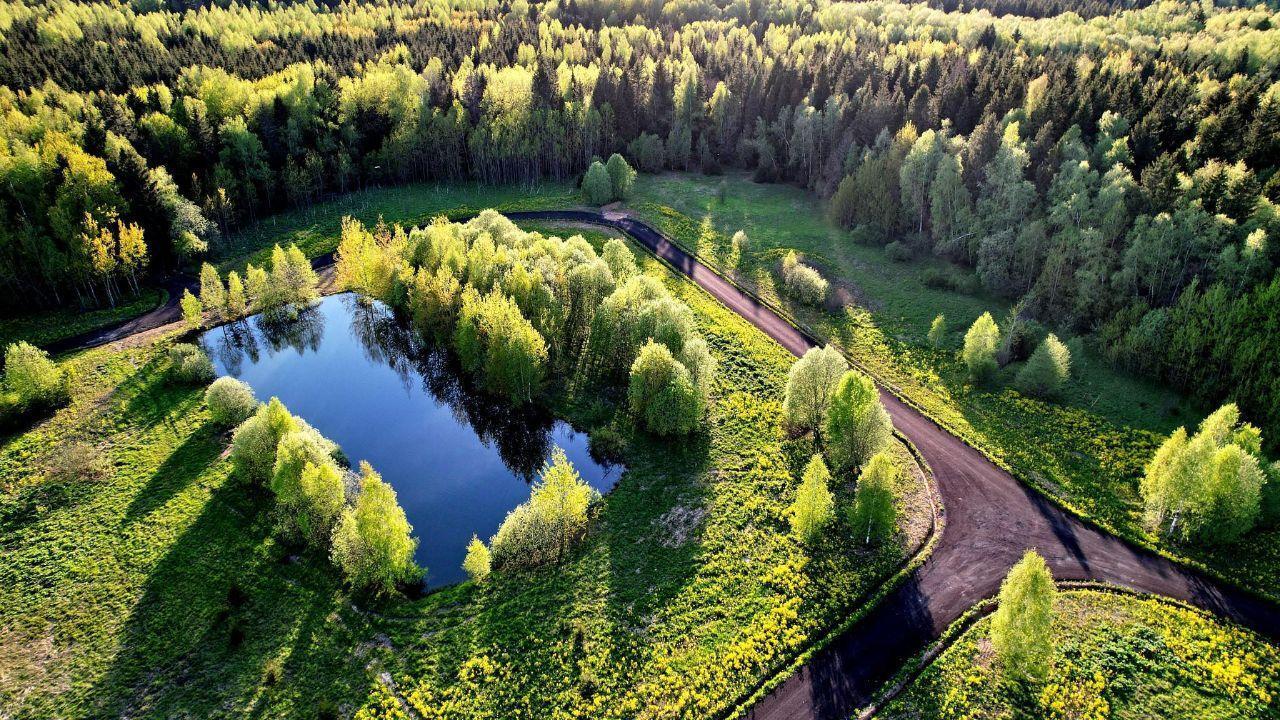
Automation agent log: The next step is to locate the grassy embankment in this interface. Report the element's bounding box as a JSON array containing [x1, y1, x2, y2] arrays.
[[0, 206, 931, 718], [882, 589, 1280, 719], [623, 171, 1280, 596], [0, 288, 166, 352]]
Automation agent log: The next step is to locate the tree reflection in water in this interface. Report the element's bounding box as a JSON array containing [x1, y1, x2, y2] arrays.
[[345, 295, 558, 480]]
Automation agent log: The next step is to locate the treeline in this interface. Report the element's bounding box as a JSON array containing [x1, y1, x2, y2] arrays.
[[1, 0, 1279, 432]]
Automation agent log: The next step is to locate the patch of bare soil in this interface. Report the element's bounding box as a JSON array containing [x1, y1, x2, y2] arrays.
[[653, 504, 708, 548]]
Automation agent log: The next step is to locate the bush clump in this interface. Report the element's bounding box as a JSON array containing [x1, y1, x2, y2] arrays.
[[1015, 333, 1072, 398], [628, 341, 703, 436], [168, 343, 214, 384], [3, 341, 68, 412], [780, 251, 828, 305], [489, 448, 597, 570], [205, 376, 258, 427], [331, 462, 420, 596]]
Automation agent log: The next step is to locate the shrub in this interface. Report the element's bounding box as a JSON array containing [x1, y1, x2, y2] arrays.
[[582, 160, 613, 205], [627, 341, 703, 435], [605, 153, 636, 200], [180, 289, 204, 329], [849, 451, 899, 545], [990, 550, 1057, 685], [884, 240, 913, 262], [825, 370, 892, 471], [1015, 333, 1071, 398], [3, 341, 68, 410], [490, 448, 597, 570], [205, 376, 258, 427], [783, 345, 848, 436], [331, 461, 420, 596], [463, 535, 491, 582], [588, 424, 626, 464], [928, 314, 947, 348], [780, 251, 828, 305], [230, 397, 299, 484], [962, 312, 1000, 384], [168, 343, 214, 384], [790, 454, 835, 543], [1141, 403, 1267, 545]]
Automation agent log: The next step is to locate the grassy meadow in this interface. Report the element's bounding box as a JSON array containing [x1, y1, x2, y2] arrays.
[[882, 589, 1280, 719]]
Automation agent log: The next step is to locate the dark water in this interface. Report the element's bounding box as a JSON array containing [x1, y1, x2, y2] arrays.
[[199, 293, 616, 586]]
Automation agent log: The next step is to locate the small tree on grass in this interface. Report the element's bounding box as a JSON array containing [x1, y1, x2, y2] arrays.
[[962, 311, 1000, 383], [230, 397, 299, 484], [928, 314, 947, 348], [849, 451, 899, 545], [606, 153, 636, 200], [780, 251, 828, 305], [1015, 334, 1071, 398], [3, 341, 67, 410], [331, 461, 419, 596], [627, 340, 702, 435], [582, 161, 613, 205], [167, 343, 214, 384], [180, 290, 204, 329], [990, 550, 1057, 685], [490, 448, 598, 570], [463, 535, 491, 582], [790, 454, 835, 543], [783, 345, 848, 438], [1141, 403, 1267, 545], [825, 370, 892, 471], [206, 376, 257, 427]]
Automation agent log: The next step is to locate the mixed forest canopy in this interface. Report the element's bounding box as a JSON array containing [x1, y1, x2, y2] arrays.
[[1, 0, 1279, 438]]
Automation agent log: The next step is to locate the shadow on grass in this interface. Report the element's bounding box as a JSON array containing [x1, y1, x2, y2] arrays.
[[122, 421, 226, 525], [88, 466, 361, 718]]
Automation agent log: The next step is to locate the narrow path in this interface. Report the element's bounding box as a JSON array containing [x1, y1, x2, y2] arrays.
[[57, 209, 1280, 720]]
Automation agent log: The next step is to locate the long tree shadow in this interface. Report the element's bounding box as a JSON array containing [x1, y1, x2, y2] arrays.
[[122, 421, 226, 525], [89, 469, 360, 718]]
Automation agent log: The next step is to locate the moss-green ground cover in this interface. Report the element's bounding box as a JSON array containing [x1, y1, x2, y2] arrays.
[[622, 171, 1280, 596], [0, 217, 931, 718], [882, 589, 1280, 719]]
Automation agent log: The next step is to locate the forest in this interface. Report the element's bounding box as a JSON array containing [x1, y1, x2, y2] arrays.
[[1, 0, 1278, 441]]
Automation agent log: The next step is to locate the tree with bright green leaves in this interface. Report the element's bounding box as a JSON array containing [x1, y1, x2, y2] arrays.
[[731, 230, 750, 267], [849, 451, 899, 545], [230, 397, 299, 484], [167, 343, 214, 384], [407, 265, 461, 341], [199, 262, 225, 320], [825, 370, 892, 471], [336, 216, 402, 302], [790, 454, 835, 543], [990, 550, 1057, 685], [1141, 403, 1267, 545], [454, 289, 547, 404], [490, 448, 598, 570], [331, 461, 420, 596], [225, 270, 247, 318], [605, 153, 636, 200], [928, 314, 947, 348], [962, 311, 1001, 383], [270, 427, 338, 512], [602, 238, 636, 281], [783, 345, 848, 437], [180, 289, 203, 329], [264, 243, 319, 310], [205, 376, 257, 427], [582, 160, 613, 205], [275, 458, 346, 549], [1015, 334, 1072, 398], [3, 341, 67, 410], [628, 340, 702, 435], [463, 535, 491, 582]]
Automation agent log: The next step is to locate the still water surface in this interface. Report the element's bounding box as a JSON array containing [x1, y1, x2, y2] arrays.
[[199, 293, 616, 586]]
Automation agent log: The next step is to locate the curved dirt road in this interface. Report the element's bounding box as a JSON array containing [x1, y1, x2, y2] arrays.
[[58, 209, 1280, 720], [510, 210, 1280, 720]]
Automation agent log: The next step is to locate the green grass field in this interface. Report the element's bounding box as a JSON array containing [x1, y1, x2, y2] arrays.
[[882, 589, 1280, 719], [0, 217, 932, 718], [622, 172, 1280, 596], [0, 288, 165, 352]]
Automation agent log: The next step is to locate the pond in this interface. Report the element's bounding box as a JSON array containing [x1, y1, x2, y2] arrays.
[[199, 293, 617, 587]]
